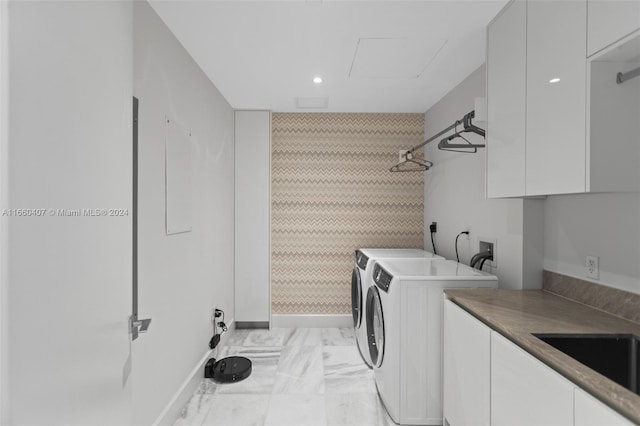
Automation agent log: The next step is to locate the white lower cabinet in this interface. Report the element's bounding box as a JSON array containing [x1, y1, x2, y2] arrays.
[[443, 300, 491, 426], [490, 332, 574, 426], [444, 301, 635, 426], [574, 388, 634, 426]]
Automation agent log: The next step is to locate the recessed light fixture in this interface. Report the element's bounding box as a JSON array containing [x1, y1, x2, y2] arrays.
[[313, 76, 323, 84], [549, 77, 561, 83]]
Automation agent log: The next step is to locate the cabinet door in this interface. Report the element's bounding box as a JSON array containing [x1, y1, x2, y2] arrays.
[[588, 0, 640, 57], [574, 388, 634, 426], [443, 300, 491, 426], [491, 332, 574, 426], [486, 0, 527, 198], [526, 0, 587, 196], [234, 110, 271, 323]]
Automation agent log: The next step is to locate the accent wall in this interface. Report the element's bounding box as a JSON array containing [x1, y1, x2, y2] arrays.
[[271, 113, 425, 314]]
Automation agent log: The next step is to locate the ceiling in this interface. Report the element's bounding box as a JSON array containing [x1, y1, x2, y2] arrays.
[[149, 0, 508, 113]]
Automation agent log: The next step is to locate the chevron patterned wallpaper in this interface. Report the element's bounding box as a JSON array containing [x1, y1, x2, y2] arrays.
[[271, 113, 425, 314]]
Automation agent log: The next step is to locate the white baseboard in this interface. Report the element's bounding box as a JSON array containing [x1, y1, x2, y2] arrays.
[[271, 314, 351, 328], [152, 319, 234, 426], [152, 349, 211, 426]]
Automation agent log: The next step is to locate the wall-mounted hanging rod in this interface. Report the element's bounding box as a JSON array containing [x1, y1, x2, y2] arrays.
[[389, 110, 485, 172], [617, 65, 640, 84], [407, 111, 473, 154], [407, 110, 484, 154]]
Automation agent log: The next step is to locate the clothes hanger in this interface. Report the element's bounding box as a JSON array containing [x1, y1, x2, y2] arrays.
[[438, 128, 477, 153], [437, 121, 484, 153], [389, 151, 434, 172]]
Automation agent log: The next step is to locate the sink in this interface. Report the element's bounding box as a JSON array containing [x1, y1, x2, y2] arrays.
[[534, 333, 639, 395]]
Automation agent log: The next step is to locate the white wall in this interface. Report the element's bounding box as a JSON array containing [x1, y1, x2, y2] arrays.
[[544, 192, 640, 294], [134, 2, 235, 424], [7, 1, 134, 424], [424, 65, 543, 289], [0, 1, 8, 423]]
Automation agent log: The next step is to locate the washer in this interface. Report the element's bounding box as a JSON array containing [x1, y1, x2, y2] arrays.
[[351, 249, 441, 368], [366, 258, 498, 425]]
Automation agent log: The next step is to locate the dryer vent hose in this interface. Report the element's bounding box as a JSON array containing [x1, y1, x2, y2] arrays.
[[470, 251, 493, 270]]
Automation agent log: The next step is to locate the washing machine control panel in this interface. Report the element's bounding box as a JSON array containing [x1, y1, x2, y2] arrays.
[[355, 250, 369, 269], [373, 263, 392, 292]]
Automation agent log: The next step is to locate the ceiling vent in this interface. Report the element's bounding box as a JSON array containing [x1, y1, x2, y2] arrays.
[[295, 97, 329, 109]]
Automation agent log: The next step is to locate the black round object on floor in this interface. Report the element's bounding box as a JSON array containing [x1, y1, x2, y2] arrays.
[[212, 356, 252, 383]]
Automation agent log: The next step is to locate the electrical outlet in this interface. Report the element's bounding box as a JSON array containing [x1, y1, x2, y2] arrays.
[[478, 238, 497, 268], [212, 307, 223, 324], [399, 149, 410, 162], [586, 256, 599, 280]]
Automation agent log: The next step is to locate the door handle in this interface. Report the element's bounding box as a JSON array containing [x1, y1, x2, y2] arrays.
[[134, 318, 151, 333], [130, 315, 152, 341], [130, 97, 148, 343]]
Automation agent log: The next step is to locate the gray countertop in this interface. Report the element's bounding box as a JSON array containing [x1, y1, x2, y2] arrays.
[[444, 288, 640, 425]]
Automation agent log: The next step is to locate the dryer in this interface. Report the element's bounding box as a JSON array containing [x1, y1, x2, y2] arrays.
[[351, 249, 441, 367], [366, 258, 497, 425]]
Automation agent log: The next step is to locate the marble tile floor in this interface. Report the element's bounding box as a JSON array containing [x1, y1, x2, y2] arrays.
[[174, 327, 395, 426]]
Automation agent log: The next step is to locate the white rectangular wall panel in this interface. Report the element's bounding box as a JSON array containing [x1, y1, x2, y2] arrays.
[[165, 117, 192, 235]]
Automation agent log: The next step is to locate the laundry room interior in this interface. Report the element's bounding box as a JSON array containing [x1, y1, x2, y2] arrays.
[[1, 1, 639, 425]]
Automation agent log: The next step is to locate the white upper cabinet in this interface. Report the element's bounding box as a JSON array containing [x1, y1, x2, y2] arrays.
[[487, 0, 588, 197], [587, 0, 640, 57], [486, 0, 526, 198], [525, 0, 587, 196], [487, 0, 640, 197]]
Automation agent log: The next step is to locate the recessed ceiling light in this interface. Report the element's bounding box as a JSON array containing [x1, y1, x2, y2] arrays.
[[313, 76, 323, 84], [549, 77, 561, 83]]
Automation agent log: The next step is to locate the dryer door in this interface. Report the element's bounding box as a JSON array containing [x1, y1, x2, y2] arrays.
[[351, 267, 363, 329], [366, 286, 385, 368]]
